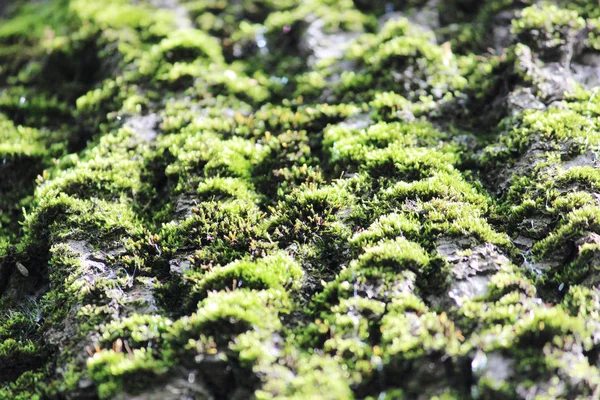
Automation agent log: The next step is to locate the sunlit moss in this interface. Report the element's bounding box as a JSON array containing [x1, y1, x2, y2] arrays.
[[4, 0, 600, 398]]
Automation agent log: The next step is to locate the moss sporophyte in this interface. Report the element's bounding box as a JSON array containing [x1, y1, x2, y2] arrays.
[[2, 0, 600, 398]]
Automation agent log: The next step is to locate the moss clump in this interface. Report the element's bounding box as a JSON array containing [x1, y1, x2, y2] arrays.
[[88, 288, 291, 398], [512, 3, 585, 61]]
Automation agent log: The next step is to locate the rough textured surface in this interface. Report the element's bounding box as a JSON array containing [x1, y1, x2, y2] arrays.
[[2, 0, 600, 398]]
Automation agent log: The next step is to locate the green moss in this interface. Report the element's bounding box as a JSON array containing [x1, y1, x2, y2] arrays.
[[138, 29, 223, 74], [534, 205, 600, 257], [186, 251, 303, 301], [480, 270, 537, 302], [159, 199, 271, 268], [88, 348, 169, 399], [0, 370, 48, 400], [265, 0, 376, 37], [423, 199, 510, 247], [171, 288, 288, 346], [324, 121, 449, 166], [478, 306, 586, 351], [482, 108, 600, 165], [87, 288, 292, 397], [197, 177, 260, 202], [380, 307, 460, 360], [357, 237, 430, 271], [268, 181, 356, 244], [558, 166, 600, 191], [0, 0, 75, 62], [350, 213, 421, 248], [70, 0, 174, 34], [5, 0, 600, 398], [559, 0, 600, 18], [21, 194, 141, 249], [369, 91, 437, 120], [380, 171, 488, 207], [512, 3, 585, 59], [337, 17, 469, 102], [181, 0, 297, 58], [256, 354, 353, 399], [34, 130, 148, 203], [162, 131, 271, 187]]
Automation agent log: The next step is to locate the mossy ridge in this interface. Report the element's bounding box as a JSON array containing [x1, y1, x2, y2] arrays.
[[0, 1, 189, 394], [452, 4, 600, 393], [478, 91, 600, 294], [282, 3, 595, 393], [0, 0, 190, 251], [459, 0, 600, 298], [288, 108, 517, 397], [0, 1, 170, 392]]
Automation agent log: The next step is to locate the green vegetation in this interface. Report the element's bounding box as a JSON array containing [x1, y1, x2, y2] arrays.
[[1, 0, 600, 398]]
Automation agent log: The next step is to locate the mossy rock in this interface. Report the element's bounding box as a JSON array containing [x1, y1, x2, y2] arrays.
[[3, 0, 600, 398]]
